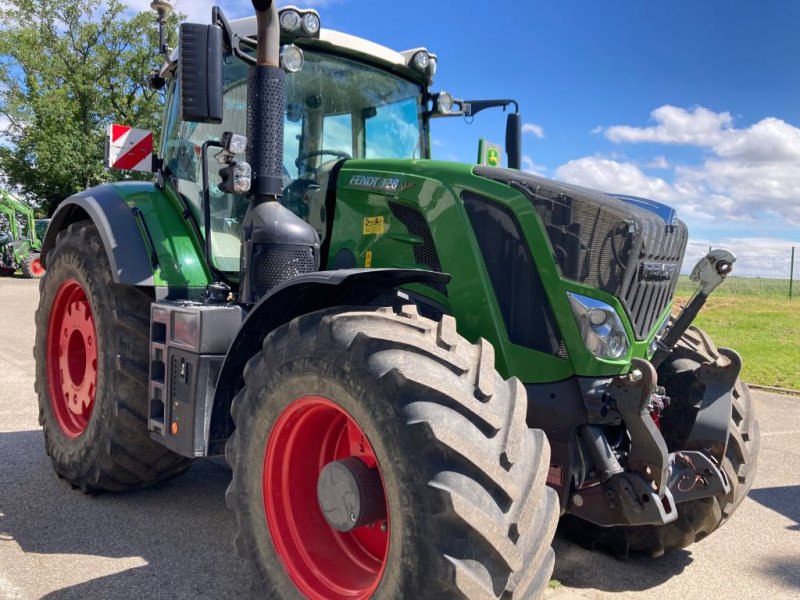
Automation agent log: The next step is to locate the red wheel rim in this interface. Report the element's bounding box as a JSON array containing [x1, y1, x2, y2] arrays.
[[31, 258, 45, 277], [264, 396, 389, 599], [46, 279, 98, 438]]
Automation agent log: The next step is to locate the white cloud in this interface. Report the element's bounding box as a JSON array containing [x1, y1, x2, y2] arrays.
[[604, 105, 733, 146], [521, 155, 547, 175], [555, 157, 676, 202], [644, 155, 670, 169], [522, 123, 545, 139], [559, 105, 800, 226]]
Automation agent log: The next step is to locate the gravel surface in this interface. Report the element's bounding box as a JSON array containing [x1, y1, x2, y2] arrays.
[[1, 277, 798, 599]]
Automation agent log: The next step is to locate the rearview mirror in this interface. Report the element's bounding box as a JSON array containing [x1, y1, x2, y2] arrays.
[[505, 112, 521, 171], [179, 23, 224, 124]]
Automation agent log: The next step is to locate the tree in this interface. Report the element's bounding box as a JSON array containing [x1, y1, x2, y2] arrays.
[[0, 0, 178, 214]]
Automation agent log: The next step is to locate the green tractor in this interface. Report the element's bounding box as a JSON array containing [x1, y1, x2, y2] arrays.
[[0, 189, 47, 278], [33, 1, 759, 598]]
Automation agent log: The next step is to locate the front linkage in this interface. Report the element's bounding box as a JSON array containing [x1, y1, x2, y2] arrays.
[[553, 249, 759, 555], [567, 356, 733, 529]]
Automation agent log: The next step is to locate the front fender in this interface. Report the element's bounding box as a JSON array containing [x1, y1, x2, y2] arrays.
[[207, 268, 450, 454], [41, 182, 210, 295], [42, 184, 156, 286]]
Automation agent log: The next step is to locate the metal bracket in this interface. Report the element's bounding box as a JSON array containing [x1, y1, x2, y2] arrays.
[[668, 450, 731, 504], [684, 347, 741, 462], [609, 359, 670, 494]]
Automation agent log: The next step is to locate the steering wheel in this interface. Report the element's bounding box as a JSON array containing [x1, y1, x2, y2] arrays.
[[295, 150, 351, 173]]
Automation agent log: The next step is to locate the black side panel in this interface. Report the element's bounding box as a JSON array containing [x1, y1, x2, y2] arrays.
[[320, 159, 347, 266], [41, 186, 155, 286], [462, 191, 564, 358], [208, 268, 450, 455]]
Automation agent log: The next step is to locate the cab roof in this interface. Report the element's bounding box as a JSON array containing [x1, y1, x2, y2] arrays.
[[228, 16, 415, 72]]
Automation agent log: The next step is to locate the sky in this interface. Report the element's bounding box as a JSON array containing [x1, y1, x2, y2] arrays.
[[121, 0, 798, 250]]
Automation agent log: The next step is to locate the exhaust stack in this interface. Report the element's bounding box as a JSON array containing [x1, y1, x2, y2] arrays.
[[239, 0, 320, 305], [247, 0, 284, 201]]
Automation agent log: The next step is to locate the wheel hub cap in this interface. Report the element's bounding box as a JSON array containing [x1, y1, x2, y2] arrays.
[[317, 457, 387, 532]]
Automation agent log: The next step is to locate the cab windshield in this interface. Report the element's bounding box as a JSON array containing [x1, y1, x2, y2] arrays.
[[163, 50, 425, 274]]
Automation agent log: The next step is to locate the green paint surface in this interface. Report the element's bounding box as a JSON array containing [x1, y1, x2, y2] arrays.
[[107, 180, 210, 295], [329, 159, 667, 383]]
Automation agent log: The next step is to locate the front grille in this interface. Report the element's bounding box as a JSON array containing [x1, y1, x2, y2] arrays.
[[388, 201, 448, 296], [475, 167, 687, 340], [250, 243, 316, 298]]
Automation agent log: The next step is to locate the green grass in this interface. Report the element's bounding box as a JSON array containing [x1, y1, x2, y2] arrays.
[[673, 295, 800, 390]]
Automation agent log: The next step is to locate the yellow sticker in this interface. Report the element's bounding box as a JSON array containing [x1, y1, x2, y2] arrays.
[[365, 250, 373, 268], [363, 216, 385, 235]]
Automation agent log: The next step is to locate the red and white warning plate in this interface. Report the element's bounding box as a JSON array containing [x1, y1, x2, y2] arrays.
[[105, 124, 154, 172]]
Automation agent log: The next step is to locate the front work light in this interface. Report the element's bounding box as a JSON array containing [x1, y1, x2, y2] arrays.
[[412, 50, 431, 71], [568, 293, 630, 360], [279, 9, 301, 32], [221, 132, 247, 155], [301, 12, 321, 36], [280, 44, 305, 73], [436, 92, 454, 114]]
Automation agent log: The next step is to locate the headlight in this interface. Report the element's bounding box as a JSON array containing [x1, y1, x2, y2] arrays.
[[568, 293, 630, 359]]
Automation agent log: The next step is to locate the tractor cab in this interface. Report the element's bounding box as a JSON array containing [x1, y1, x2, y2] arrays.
[[138, 7, 521, 284], [158, 17, 431, 275]]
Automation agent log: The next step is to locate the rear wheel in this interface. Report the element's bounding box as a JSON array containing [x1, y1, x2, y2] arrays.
[[226, 305, 559, 599], [561, 326, 760, 557], [21, 253, 45, 278], [34, 221, 191, 492]]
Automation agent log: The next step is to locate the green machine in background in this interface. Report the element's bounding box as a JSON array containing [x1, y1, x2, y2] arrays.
[[0, 189, 46, 278], [31, 2, 758, 599]]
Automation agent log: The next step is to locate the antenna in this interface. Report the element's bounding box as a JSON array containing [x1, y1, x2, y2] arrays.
[[150, 1, 174, 56]]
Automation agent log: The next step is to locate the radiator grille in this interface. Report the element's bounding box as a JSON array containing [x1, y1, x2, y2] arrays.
[[475, 167, 687, 340]]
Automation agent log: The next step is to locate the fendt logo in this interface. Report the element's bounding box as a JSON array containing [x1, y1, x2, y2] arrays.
[[349, 174, 402, 192], [641, 261, 677, 281]]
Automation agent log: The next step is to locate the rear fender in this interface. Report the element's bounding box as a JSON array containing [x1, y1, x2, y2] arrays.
[[207, 268, 450, 455]]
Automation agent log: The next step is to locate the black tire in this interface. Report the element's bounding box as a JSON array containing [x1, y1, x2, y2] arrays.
[[226, 305, 559, 599], [21, 252, 43, 278], [561, 325, 760, 557], [34, 221, 191, 492]]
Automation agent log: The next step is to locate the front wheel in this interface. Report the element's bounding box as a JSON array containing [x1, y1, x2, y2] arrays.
[[21, 253, 45, 278], [226, 305, 559, 599]]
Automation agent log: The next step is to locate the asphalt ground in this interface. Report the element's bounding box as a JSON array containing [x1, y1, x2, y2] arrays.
[[0, 277, 798, 599]]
